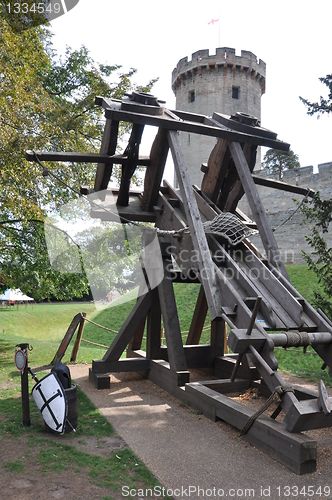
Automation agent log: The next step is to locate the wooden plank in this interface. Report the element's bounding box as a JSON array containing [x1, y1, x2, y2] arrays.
[[127, 279, 149, 352], [92, 357, 150, 374], [158, 259, 188, 372], [51, 313, 83, 365], [211, 317, 227, 356], [141, 128, 169, 212], [89, 369, 110, 390], [213, 142, 257, 212], [237, 242, 304, 328], [168, 130, 223, 321], [100, 292, 152, 363], [102, 100, 290, 151], [229, 141, 289, 280], [252, 175, 315, 198], [90, 190, 156, 223], [25, 150, 150, 166], [161, 345, 217, 368], [186, 285, 208, 345], [214, 355, 260, 380], [148, 359, 190, 393], [117, 124, 145, 206], [207, 237, 280, 329], [283, 397, 332, 433], [146, 287, 162, 359], [211, 112, 278, 139], [184, 382, 317, 475], [202, 378, 251, 394], [200, 138, 229, 201], [94, 118, 119, 192], [70, 312, 86, 362]]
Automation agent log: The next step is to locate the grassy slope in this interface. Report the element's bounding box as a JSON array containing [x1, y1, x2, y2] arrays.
[[0, 265, 329, 384]]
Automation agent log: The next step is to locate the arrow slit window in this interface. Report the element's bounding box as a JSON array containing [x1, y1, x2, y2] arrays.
[[232, 86, 240, 99]]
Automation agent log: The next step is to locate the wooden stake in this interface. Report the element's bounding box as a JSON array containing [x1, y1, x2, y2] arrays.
[[70, 312, 86, 362]]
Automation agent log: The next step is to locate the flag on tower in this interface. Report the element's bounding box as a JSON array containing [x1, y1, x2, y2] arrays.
[[208, 18, 219, 25]]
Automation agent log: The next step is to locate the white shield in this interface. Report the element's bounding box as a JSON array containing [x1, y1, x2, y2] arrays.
[[32, 373, 68, 434]]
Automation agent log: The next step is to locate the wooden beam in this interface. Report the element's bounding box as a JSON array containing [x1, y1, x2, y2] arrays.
[[211, 317, 227, 356], [146, 287, 162, 359], [186, 285, 208, 345], [229, 141, 289, 280], [100, 292, 152, 363], [158, 259, 188, 372], [70, 312, 86, 362], [92, 357, 150, 374], [184, 382, 317, 475], [141, 128, 169, 212], [252, 175, 315, 198], [100, 98, 290, 151], [160, 345, 217, 368], [168, 130, 223, 320], [200, 138, 228, 201], [25, 150, 150, 166], [148, 359, 190, 393], [94, 118, 119, 192], [117, 124, 145, 206], [222, 143, 258, 213]]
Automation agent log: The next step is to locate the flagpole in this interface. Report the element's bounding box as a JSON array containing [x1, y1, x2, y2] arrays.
[[218, 13, 220, 47]]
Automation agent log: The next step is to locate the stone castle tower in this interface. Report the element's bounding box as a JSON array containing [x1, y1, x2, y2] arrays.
[[172, 47, 266, 186]]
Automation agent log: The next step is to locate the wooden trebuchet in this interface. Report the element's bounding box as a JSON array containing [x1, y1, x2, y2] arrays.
[[26, 92, 332, 475]]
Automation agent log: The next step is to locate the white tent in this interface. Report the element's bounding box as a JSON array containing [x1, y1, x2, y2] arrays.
[[0, 288, 34, 302]]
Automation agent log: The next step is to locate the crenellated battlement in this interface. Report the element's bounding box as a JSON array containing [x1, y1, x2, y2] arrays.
[[254, 161, 332, 187], [172, 47, 266, 93]]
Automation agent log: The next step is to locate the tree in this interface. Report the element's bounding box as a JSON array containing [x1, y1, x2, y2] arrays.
[[0, 18, 156, 300], [300, 193, 332, 318], [300, 75, 332, 117], [299, 73, 332, 318], [262, 148, 300, 180]]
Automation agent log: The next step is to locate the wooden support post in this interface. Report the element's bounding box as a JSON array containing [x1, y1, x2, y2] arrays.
[[127, 318, 146, 352], [117, 124, 145, 206], [100, 292, 152, 363], [186, 285, 208, 345], [158, 258, 188, 372], [200, 138, 228, 201], [94, 118, 119, 192], [168, 130, 222, 321], [229, 141, 289, 280], [211, 317, 227, 356], [146, 287, 162, 359], [70, 312, 86, 362], [141, 128, 169, 212]]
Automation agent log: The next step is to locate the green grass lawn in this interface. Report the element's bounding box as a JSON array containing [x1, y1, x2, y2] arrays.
[[0, 300, 170, 498], [0, 264, 330, 387]]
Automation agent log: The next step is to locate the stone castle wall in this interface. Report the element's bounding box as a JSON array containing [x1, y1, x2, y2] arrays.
[[238, 163, 332, 263]]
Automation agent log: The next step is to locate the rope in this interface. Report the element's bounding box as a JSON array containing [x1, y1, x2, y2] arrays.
[[84, 317, 118, 334], [283, 331, 311, 348], [274, 189, 311, 232], [81, 338, 109, 349], [242, 385, 294, 434]]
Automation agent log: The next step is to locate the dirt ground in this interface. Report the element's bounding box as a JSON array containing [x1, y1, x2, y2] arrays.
[[1, 368, 332, 500], [0, 431, 129, 500]]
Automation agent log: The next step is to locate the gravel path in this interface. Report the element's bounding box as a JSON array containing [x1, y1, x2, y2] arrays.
[[70, 364, 332, 500]]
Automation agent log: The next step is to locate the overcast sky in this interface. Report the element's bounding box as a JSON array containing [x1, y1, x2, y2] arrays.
[[50, 0, 332, 178]]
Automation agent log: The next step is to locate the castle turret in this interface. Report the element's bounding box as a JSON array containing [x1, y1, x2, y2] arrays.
[[172, 47, 266, 186]]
